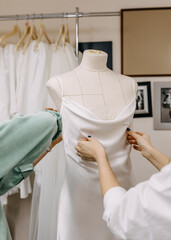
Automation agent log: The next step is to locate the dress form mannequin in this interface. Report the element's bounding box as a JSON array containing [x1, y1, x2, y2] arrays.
[[47, 50, 137, 240], [47, 49, 137, 120]]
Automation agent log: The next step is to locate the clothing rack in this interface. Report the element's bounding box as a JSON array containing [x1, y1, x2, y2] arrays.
[[0, 7, 120, 58]]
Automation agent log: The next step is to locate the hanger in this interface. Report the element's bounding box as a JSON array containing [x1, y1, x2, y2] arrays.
[[62, 23, 70, 46], [34, 22, 51, 51], [22, 24, 37, 53], [0, 24, 22, 45], [0, 41, 6, 48], [54, 23, 65, 51], [15, 22, 31, 51]]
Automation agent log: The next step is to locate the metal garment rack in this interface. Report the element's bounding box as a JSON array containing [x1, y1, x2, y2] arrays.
[[0, 7, 120, 58]]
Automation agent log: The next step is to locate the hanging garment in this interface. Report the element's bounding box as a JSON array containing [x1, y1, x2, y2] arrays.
[[0, 110, 62, 240], [0, 46, 9, 123], [16, 41, 52, 115], [0, 45, 18, 122], [50, 43, 78, 77], [57, 88, 136, 240], [29, 43, 79, 240], [0, 203, 11, 240], [3, 45, 18, 118], [103, 160, 171, 240], [0, 45, 19, 205], [13, 41, 53, 202]]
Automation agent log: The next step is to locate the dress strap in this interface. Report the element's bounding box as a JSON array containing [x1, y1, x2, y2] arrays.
[[58, 76, 64, 97]]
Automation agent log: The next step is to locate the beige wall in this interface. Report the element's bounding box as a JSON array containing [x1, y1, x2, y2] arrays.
[[1, 0, 171, 239]]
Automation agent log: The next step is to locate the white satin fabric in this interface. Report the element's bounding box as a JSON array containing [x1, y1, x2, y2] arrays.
[[103, 160, 171, 240], [57, 93, 136, 240]]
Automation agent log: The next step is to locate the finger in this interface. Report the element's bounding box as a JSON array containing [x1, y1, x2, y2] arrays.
[[133, 145, 142, 152], [44, 108, 58, 112], [76, 152, 81, 157], [127, 130, 140, 140], [75, 145, 81, 152], [128, 140, 137, 145], [127, 136, 135, 140], [81, 157, 96, 162], [87, 137, 97, 142], [77, 141, 84, 147], [44, 108, 53, 110], [135, 132, 144, 136], [80, 138, 88, 141]]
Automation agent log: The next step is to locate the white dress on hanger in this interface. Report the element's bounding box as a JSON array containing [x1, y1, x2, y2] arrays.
[[57, 81, 136, 240], [0, 45, 20, 205], [29, 43, 79, 240], [0, 46, 9, 123]]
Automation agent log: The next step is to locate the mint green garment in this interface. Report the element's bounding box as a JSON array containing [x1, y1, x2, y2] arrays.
[[0, 110, 62, 240]]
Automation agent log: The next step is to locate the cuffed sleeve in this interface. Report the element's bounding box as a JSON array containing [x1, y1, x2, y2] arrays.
[[18, 163, 34, 179], [42, 110, 62, 140], [0, 164, 34, 196], [103, 187, 126, 224]]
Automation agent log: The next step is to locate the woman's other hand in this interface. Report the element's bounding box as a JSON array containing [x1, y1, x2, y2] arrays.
[[127, 129, 170, 170], [127, 129, 154, 160], [75, 137, 107, 164]]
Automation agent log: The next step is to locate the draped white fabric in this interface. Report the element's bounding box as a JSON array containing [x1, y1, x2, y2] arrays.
[[0, 42, 78, 240], [57, 94, 136, 240]]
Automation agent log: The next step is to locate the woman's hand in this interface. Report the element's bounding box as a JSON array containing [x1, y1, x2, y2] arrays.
[[75, 137, 107, 164], [127, 129, 154, 160], [76, 137, 120, 196], [127, 129, 170, 170]]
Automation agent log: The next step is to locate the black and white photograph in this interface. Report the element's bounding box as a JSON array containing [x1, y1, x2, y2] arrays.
[[134, 82, 152, 118], [161, 88, 171, 123], [154, 82, 171, 129], [136, 89, 144, 110]]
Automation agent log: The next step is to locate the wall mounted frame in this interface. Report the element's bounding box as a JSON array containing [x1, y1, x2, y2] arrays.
[[121, 7, 171, 77], [154, 81, 171, 130], [134, 81, 152, 118]]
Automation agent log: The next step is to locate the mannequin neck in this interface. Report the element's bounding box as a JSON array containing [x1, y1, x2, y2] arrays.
[[80, 50, 108, 71]]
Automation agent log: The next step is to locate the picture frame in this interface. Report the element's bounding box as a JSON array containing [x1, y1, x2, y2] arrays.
[[121, 7, 171, 76], [134, 81, 152, 118], [154, 82, 171, 130]]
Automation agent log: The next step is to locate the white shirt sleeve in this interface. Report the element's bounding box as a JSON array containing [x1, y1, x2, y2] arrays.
[[103, 162, 171, 240]]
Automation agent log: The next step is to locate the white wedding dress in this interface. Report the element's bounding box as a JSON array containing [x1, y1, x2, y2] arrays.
[[57, 81, 136, 240]]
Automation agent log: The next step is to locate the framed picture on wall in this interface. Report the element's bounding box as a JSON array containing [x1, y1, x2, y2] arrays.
[[121, 7, 171, 76], [154, 82, 171, 130], [134, 81, 152, 118]]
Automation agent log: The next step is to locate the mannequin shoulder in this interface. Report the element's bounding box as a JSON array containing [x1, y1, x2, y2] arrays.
[[46, 76, 63, 110], [47, 71, 75, 92], [47, 76, 61, 92], [115, 72, 138, 95]]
